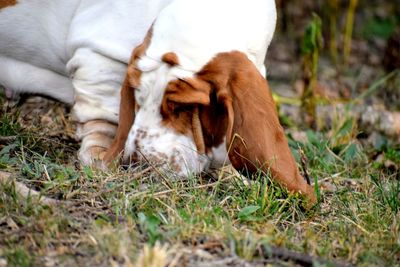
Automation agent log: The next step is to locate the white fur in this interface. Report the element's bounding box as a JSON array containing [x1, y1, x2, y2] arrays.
[[0, 0, 172, 163], [125, 0, 277, 176], [210, 140, 231, 169]]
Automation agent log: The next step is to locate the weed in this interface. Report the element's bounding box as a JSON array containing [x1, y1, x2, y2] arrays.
[[138, 212, 163, 245], [4, 247, 32, 267], [301, 13, 324, 127]]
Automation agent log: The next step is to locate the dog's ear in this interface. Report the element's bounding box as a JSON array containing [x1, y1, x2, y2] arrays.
[[103, 29, 153, 163], [103, 74, 136, 163], [197, 51, 316, 203], [164, 78, 211, 107]]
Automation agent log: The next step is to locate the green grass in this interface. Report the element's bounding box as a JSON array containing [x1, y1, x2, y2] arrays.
[[0, 96, 399, 266]]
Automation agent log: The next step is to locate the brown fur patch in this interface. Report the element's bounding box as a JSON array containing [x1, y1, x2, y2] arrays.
[[103, 27, 153, 163], [160, 97, 193, 135], [0, 0, 17, 9], [161, 52, 179, 66], [127, 27, 153, 87]]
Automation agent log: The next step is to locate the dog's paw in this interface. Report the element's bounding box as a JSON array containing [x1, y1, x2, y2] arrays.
[[1, 87, 20, 108], [76, 120, 117, 169], [78, 144, 109, 169]]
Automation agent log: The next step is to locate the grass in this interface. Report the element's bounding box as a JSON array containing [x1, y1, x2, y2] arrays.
[[0, 94, 399, 267]]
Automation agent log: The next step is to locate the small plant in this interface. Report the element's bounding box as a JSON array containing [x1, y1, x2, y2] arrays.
[[343, 0, 359, 65], [301, 13, 323, 128], [5, 247, 32, 267], [328, 0, 339, 65], [138, 212, 163, 245]]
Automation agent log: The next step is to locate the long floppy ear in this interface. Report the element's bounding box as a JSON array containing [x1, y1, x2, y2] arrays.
[[198, 51, 316, 204], [103, 28, 153, 163], [103, 74, 136, 163]]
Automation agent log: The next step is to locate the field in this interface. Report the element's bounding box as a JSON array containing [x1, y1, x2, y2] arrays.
[[1, 83, 399, 266], [1, 1, 399, 266]]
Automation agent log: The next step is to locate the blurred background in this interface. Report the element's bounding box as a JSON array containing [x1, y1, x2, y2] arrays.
[[266, 0, 399, 148]]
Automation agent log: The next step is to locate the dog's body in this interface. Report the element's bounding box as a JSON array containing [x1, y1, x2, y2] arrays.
[[0, 0, 172, 162]]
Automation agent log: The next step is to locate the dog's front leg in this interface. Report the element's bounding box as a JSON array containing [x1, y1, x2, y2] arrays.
[[67, 48, 125, 167]]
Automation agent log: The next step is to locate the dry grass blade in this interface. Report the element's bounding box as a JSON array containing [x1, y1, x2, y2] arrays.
[[298, 146, 312, 185]]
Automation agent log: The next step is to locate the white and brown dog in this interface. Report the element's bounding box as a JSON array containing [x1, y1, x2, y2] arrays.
[[0, 0, 316, 202]]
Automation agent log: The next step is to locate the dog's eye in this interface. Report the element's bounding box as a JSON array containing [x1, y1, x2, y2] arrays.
[[173, 105, 186, 116], [168, 101, 190, 116]]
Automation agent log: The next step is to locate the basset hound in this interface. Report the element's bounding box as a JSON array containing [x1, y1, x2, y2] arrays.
[[103, 0, 317, 203]]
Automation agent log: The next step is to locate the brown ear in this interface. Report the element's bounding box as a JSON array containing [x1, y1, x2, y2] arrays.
[[164, 78, 211, 106], [103, 74, 136, 163], [103, 28, 153, 163], [197, 51, 316, 204]]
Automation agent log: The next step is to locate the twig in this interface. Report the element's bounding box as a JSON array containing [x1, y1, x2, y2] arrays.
[[260, 245, 351, 267], [0, 136, 17, 144], [0, 170, 70, 205]]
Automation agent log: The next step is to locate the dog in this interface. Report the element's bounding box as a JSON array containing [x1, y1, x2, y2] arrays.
[[0, 0, 316, 203], [102, 0, 317, 203]]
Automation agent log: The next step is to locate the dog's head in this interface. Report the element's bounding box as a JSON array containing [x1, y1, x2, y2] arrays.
[[104, 0, 315, 202], [125, 49, 271, 175], [122, 50, 212, 175], [105, 48, 315, 203]]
